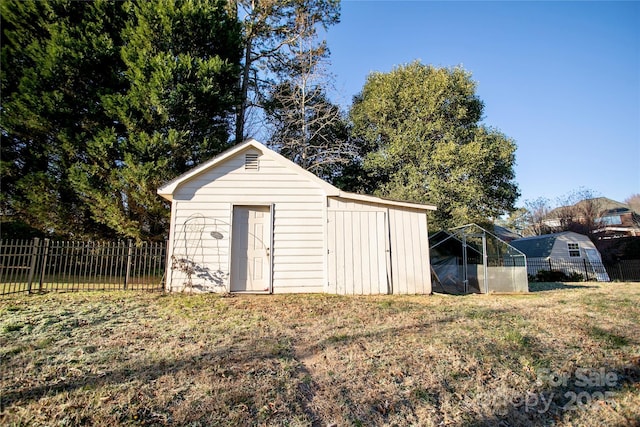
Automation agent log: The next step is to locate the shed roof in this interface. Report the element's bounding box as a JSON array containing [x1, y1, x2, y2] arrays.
[[510, 231, 589, 258], [157, 138, 437, 211]]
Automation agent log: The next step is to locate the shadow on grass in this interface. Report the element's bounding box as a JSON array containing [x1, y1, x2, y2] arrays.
[[0, 329, 320, 425], [528, 282, 599, 292], [2, 294, 638, 426], [294, 308, 640, 426], [468, 358, 640, 427]]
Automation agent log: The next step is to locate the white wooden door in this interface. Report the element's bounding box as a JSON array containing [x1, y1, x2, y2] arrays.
[[231, 206, 271, 292], [327, 210, 389, 295]]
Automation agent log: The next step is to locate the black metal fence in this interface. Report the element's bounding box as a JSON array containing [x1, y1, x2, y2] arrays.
[[0, 238, 167, 296], [526, 258, 640, 282], [605, 260, 640, 282]]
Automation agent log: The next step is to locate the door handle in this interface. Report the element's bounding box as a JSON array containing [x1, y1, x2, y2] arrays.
[[266, 247, 270, 257]]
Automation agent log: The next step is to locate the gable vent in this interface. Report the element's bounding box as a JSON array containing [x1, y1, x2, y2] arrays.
[[244, 153, 259, 170]]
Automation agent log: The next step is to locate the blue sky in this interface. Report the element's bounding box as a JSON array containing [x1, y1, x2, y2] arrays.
[[324, 0, 640, 207]]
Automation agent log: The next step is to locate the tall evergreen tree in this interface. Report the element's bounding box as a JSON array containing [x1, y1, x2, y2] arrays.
[[1, 0, 242, 240], [1, 0, 126, 238], [71, 0, 241, 240]]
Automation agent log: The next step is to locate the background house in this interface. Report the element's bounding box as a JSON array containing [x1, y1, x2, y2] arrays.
[[510, 231, 610, 281], [542, 197, 640, 263], [544, 197, 640, 238], [157, 139, 436, 295], [492, 225, 522, 243]]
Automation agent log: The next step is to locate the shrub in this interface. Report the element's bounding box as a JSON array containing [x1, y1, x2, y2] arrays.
[[566, 271, 585, 282], [534, 270, 570, 282], [532, 269, 585, 282]]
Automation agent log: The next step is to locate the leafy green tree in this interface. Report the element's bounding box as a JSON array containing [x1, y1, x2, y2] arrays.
[[494, 207, 528, 236], [349, 61, 519, 229]]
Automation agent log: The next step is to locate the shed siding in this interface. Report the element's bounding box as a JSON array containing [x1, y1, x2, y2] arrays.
[[548, 233, 597, 260], [388, 207, 431, 294], [169, 200, 232, 292], [327, 210, 388, 295], [328, 197, 432, 295], [328, 197, 386, 211], [169, 149, 326, 293]]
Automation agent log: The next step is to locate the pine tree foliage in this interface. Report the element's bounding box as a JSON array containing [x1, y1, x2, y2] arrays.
[[71, 0, 241, 241], [1, 0, 126, 238], [1, 0, 241, 241]]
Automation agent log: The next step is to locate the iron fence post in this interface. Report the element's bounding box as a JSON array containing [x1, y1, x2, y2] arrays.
[[618, 262, 623, 281], [39, 238, 50, 292], [124, 239, 133, 290], [27, 238, 40, 294]]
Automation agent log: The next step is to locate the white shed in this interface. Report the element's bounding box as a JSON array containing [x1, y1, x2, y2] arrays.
[[510, 231, 610, 281], [157, 139, 436, 294]]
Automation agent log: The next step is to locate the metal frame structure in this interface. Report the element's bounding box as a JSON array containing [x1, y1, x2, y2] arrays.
[[430, 224, 528, 294]]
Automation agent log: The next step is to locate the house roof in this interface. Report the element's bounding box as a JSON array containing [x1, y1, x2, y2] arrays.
[[492, 225, 522, 242], [157, 138, 437, 211], [510, 231, 589, 258], [548, 197, 637, 218]]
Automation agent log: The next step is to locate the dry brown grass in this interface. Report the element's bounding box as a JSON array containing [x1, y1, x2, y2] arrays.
[[1, 282, 639, 426]]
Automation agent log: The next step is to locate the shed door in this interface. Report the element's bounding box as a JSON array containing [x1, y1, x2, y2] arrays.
[[328, 210, 389, 295], [584, 248, 610, 282], [231, 206, 271, 292]]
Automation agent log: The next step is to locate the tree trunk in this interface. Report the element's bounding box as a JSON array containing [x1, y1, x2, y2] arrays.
[[235, 6, 252, 144]]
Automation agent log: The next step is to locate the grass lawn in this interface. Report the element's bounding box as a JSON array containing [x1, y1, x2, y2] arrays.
[[1, 282, 639, 426]]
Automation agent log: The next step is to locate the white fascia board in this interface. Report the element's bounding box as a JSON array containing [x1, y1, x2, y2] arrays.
[[336, 191, 437, 211]]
